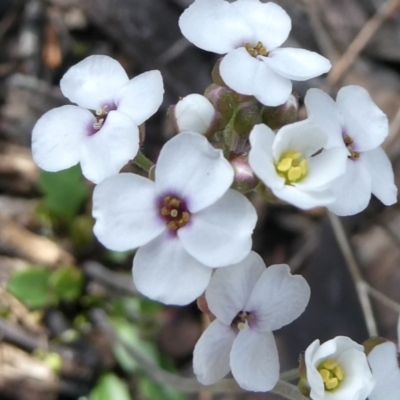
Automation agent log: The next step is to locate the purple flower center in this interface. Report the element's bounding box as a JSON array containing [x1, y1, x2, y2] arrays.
[[88, 104, 117, 136], [159, 195, 190, 231]]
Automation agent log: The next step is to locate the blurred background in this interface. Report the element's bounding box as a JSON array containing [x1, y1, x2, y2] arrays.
[[0, 0, 400, 399]]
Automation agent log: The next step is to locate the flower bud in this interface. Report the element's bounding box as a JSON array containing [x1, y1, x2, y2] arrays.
[[230, 154, 258, 193], [363, 336, 389, 355], [261, 93, 298, 130], [234, 104, 261, 139], [171, 94, 216, 134], [204, 84, 237, 122], [211, 58, 226, 87]]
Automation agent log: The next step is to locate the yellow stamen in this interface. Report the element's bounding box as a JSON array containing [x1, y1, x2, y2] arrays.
[[317, 359, 345, 392], [277, 158, 292, 172], [275, 150, 308, 184], [245, 41, 268, 57], [325, 378, 339, 390]]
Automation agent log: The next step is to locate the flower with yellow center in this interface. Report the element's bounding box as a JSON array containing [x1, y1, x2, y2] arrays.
[[304, 336, 375, 400], [249, 121, 348, 210]]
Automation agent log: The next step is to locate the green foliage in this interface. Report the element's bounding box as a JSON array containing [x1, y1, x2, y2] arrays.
[[7, 267, 54, 308], [110, 317, 158, 373], [90, 373, 132, 400], [139, 376, 185, 400], [8, 266, 83, 309], [38, 165, 88, 221]]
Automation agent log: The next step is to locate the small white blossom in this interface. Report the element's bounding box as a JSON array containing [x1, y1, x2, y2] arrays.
[[305, 86, 397, 216], [179, 0, 331, 107], [368, 315, 400, 400], [305, 336, 375, 400], [174, 94, 215, 134], [193, 252, 310, 391], [32, 55, 164, 183], [249, 122, 348, 209], [92, 132, 257, 305]]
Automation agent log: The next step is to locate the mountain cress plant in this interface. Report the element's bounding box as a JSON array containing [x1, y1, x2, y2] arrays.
[[31, 0, 399, 398]]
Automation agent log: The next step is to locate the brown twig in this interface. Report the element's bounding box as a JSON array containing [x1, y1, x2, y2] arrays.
[[328, 212, 378, 336], [326, 0, 400, 87]]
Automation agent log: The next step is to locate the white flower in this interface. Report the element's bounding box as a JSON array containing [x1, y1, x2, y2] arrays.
[[32, 55, 164, 183], [193, 252, 310, 391], [248, 122, 348, 209], [92, 132, 257, 305], [179, 0, 331, 107], [305, 86, 397, 216], [174, 94, 215, 134], [368, 315, 400, 400], [304, 336, 375, 400]]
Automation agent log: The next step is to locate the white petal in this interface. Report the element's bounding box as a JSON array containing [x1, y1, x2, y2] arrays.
[[32, 106, 90, 172], [273, 119, 327, 161], [92, 173, 164, 251], [273, 185, 335, 209], [60, 55, 129, 109], [364, 147, 397, 206], [305, 340, 325, 400], [249, 123, 285, 190], [313, 336, 364, 363], [368, 342, 400, 400], [231, 1, 291, 50], [133, 233, 212, 305], [80, 111, 140, 183], [337, 86, 388, 151], [193, 320, 236, 385], [304, 88, 345, 149], [155, 132, 233, 213], [245, 264, 310, 332], [175, 94, 215, 134], [32, 106, 91, 172], [230, 327, 279, 392], [220, 48, 292, 106], [115, 70, 164, 126], [264, 48, 331, 81], [296, 147, 348, 191], [205, 251, 265, 326], [327, 158, 372, 216], [333, 348, 375, 400], [178, 0, 253, 54], [178, 189, 257, 267]]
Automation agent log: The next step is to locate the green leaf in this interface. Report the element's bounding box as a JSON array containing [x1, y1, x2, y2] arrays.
[[90, 373, 131, 400], [48, 266, 83, 302], [38, 165, 88, 220], [139, 376, 186, 400], [110, 317, 158, 373], [7, 267, 55, 309]]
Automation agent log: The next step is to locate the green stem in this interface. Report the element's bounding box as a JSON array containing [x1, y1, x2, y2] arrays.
[[133, 152, 154, 173]]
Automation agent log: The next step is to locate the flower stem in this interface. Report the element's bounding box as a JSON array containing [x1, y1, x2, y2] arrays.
[[133, 152, 154, 172]]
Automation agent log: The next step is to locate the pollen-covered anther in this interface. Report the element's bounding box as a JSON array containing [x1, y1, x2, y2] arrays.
[[317, 359, 344, 391], [276, 151, 308, 184], [245, 41, 268, 57], [160, 195, 190, 230], [231, 311, 254, 330], [343, 134, 360, 160]]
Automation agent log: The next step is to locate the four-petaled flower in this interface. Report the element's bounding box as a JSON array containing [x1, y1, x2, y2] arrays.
[[92, 132, 257, 305], [249, 121, 348, 209], [368, 315, 400, 400], [305, 85, 398, 216], [179, 0, 331, 107], [193, 252, 310, 391], [304, 336, 375, 400], [32, 55, 164, 183]]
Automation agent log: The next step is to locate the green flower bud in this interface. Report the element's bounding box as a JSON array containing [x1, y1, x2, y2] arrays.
[[230, 154, 258, 193], [261, 93, 299, 130], [234, 104, 261, 139]]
